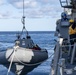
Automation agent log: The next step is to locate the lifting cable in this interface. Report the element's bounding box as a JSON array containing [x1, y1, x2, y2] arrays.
[[20, 0, 28, 37]]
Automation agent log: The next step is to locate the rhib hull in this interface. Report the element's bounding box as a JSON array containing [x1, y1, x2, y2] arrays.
[[0, 47, 48, 75]]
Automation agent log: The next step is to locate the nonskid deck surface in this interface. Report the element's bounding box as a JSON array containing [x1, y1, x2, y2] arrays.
[[62, 51, 76, 75]]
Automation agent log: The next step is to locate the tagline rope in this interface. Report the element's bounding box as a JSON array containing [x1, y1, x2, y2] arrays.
[[7, 46, 18, 75]]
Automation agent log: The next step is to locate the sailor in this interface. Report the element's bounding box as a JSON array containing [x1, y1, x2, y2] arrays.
[[69, 19, 76, 45], [69, 19, 74, 26], [26, 36, 34, 48], [68, 19, 76, 60]]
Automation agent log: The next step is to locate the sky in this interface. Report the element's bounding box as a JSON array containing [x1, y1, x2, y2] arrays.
[[0, 0, 63, 31]]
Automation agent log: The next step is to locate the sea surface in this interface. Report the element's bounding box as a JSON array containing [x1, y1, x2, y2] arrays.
[[0, 31, 56, 75]]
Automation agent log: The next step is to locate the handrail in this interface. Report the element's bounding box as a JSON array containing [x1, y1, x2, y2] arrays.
[[71, 43, 76, 64]]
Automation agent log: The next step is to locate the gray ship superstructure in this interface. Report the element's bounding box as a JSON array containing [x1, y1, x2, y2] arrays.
[[50, 0, 76, 75]]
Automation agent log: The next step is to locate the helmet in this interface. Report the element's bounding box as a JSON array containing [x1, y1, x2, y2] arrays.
[[61, 12, 67, 18], [69, 19, 74, 23]]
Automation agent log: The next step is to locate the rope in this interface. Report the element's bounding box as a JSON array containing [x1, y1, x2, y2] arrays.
[[54, 38, 76, 47], [7, 46, 18, 75], [54, 38, 76, 43], [62, 38, 76, 42], [14, 51, 54, 66], [15, 53, 54, 74], [61, 44, 73, 47], [70, 38, 76, 41]]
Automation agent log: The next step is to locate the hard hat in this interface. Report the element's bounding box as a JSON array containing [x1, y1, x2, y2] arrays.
[[69, 19, 74, 23], [61, 12, 67, 18]]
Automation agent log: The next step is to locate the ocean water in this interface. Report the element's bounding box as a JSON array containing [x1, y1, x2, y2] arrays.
[[0, 31, 56, 75]]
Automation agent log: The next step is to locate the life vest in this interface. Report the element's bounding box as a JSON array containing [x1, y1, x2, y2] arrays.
[[69, 25, 76, 35]]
